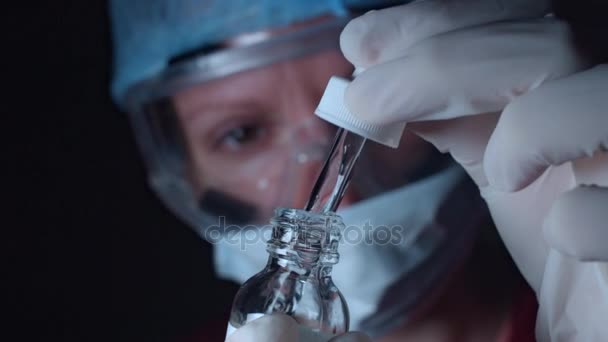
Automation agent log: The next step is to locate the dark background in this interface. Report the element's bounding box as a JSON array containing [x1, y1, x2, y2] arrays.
[[9, 1, 237, 341]]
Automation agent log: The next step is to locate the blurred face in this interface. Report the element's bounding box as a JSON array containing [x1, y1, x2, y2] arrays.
[[171, 49, 433, 224]]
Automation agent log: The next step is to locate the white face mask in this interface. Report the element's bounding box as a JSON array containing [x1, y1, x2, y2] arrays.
[[213, 165, 483, 336]]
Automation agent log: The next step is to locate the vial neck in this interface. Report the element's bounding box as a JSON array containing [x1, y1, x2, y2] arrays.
[[266, 227, 331, 276], [265, 209, 341, 277], [266, 252, 334, 280]]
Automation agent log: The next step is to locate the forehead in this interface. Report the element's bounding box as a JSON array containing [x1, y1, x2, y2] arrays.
[[173, 49, 352, 112]]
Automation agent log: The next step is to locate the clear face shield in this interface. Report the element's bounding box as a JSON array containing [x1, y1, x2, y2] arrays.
[[127, 19, 340, 231], [123, 16, 481, 335], [126, 17, 448, 233]]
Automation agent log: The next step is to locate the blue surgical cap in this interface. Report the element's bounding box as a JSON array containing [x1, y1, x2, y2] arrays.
[[109, 0, 406, 107]]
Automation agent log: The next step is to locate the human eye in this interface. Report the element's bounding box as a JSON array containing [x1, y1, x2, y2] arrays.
[[215, 120, 269, 152], [177, 103, 277, 159]]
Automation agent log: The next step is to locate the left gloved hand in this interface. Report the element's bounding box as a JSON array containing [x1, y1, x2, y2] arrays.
[[340, 0, 608, 341], [225, 314, 372, 342]]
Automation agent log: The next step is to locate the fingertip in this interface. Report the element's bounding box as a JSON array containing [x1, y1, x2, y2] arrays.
[[261, 313, 298, 330], [340, 15, 368, 67], [483, 108, 548, 192], [345, 60, 420, 126], [543, 186, 608, 261], [227, 314, 299, 342], [483, 144, 543, 192], [483, 137, 519, 192], [340, 11, 383, 67]]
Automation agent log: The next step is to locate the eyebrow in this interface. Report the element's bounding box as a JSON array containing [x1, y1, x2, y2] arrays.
[[176, 99, 267, 125]]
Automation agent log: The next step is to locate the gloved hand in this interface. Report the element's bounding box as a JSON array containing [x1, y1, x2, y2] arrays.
[[225, 314, 372, 342], [340, 0, 608, 341]]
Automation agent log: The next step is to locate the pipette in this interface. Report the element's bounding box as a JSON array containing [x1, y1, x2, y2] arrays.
[[304, 128, 366, 213], [305, 76, 405, 213]]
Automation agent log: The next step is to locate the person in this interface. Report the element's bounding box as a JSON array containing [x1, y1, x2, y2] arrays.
[[229, 0, 608, 341], [109, 0, 606, 341]]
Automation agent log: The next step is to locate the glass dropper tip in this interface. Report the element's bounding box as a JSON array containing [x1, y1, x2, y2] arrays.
[[304, 128, 366, 213]]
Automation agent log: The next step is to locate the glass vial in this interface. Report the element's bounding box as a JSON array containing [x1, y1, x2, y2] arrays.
[[226, 208, 349, 337]]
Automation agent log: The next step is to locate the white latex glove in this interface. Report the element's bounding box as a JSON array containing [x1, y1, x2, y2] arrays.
[[225, 314, 372, 342], [340, 0, 608, 341]]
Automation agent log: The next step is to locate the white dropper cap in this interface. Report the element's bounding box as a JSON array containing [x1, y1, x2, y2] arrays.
[[314, 75, 405, 148]]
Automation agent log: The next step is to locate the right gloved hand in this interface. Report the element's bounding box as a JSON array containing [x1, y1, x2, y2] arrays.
[[340, 0, 608, 341], [225, 314, 372, 342]]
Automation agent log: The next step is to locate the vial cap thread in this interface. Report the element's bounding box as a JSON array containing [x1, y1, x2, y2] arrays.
[[315, 76, 405, 148]]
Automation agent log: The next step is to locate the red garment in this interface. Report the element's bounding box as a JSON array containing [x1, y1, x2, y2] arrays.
[[178, 317, 229, 342], [498, 286, 538, 342]]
